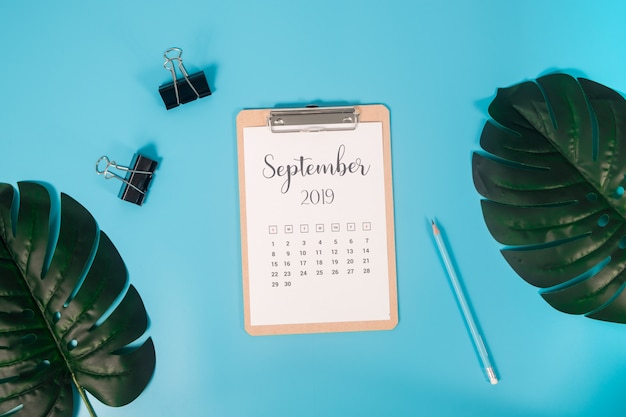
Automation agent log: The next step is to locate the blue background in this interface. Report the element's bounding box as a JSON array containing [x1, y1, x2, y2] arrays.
[[2, 1, 626, 416]]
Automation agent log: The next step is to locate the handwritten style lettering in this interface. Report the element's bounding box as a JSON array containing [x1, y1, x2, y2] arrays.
[[263, 145, 371, 193]]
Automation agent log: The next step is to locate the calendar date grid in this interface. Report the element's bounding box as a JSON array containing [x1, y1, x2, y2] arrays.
[[267, 221, 375, 288]]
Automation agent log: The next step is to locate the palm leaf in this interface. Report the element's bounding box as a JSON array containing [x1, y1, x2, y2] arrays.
[[0, 182, 155, 417], [472, 73, 626, 324]]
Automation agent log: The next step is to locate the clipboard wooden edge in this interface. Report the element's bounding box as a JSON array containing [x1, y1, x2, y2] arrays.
[[236, 104, 398, 336]]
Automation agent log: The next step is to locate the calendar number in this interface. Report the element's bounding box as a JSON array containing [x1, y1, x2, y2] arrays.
[[271, 281, 292, 288], [301, 189, 335, 205]]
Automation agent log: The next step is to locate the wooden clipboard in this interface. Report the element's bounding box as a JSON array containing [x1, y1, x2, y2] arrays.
[[236, 104, 397, 335]]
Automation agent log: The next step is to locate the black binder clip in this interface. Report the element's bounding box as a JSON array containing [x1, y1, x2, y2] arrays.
[[158, 47, 211, 110], [96, 154, 158, 206]]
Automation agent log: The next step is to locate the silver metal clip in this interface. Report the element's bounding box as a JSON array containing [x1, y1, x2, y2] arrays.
[[95, 156, 154, 195], [268, 106, 359, 133], [163, 47, 201, 106]]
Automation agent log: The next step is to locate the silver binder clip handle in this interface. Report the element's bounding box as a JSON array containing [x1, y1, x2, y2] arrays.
[[163, 47, 201, 106], [95, 156, 153, 195]]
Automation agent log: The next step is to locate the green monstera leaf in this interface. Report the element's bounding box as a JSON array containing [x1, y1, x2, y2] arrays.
[[472, 73, 626, 324], [0, 182, 155, 417]]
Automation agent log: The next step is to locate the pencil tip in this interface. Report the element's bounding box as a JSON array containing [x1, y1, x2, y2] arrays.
[[431, 220, 440, 234]]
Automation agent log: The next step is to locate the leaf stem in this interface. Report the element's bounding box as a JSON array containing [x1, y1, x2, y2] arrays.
[[71, 373, 98, 417]]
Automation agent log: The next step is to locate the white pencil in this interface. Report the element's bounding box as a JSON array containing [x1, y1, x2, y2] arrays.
[[431, 220, 498, 385]]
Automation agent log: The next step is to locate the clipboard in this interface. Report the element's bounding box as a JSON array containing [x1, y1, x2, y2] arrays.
[[236, 104, 397, 335]]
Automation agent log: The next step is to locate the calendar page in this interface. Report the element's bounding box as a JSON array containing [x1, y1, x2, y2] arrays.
[[237, 106, 397, 335]]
